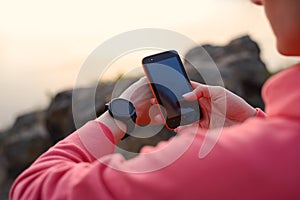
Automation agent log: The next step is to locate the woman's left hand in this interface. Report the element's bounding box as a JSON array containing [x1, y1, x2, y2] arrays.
[[119, 77, 162, 125]]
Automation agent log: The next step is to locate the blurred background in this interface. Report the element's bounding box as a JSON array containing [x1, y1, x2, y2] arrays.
[[1, 0, 300, 198], [1, 0, 299, 132]]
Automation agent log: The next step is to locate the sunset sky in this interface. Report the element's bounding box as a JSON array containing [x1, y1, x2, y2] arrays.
[[0, 0, 299, 130]]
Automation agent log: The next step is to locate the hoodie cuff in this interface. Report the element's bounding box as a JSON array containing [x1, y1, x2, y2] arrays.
[[255, 108, 266, 118]]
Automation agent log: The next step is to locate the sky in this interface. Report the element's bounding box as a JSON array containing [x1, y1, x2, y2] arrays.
[[0, 0, 299, 130]]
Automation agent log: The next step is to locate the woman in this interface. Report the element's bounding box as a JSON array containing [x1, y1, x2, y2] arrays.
[[10, 0, 300, 199]]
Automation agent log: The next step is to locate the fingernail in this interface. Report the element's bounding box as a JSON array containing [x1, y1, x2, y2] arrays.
[[182, 92, 194, 98]]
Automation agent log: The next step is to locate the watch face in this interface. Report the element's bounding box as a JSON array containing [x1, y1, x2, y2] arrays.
[[109, 98, 135, 117]]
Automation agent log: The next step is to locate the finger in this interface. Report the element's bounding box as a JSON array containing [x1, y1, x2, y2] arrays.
[[148, 105, 165, 125], [183, 84, 208, 101], [190, 81, 201, 89], [138, 76, 147, 83], [175, 122, 198, 134], [187, 82, 219, 100], [150, 98, 156, 105], [182, 91, 198, 101], [154, 114, 164, 124]]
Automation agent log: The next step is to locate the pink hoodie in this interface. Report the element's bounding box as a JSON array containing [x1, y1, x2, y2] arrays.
[[10, 64, 300, 200]]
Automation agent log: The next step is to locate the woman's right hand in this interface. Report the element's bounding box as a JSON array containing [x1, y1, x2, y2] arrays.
[[182, 81, 257, 129]]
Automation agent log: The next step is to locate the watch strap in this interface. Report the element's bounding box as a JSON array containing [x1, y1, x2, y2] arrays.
[[105, 98, 137, 139]]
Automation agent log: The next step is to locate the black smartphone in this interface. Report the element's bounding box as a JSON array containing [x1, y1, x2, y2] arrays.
[[142, 50, 201, 129]]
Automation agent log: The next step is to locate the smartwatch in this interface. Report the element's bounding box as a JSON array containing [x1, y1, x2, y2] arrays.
[[105, 98, 137, 139]]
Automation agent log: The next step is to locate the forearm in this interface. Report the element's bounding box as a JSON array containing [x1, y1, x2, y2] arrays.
[[10, 115, 276, 200], [96, 111, 127, 143], [9, 121, 117, 200]]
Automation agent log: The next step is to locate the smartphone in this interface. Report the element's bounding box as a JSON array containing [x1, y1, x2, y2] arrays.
[[142, 50, 201, 129]]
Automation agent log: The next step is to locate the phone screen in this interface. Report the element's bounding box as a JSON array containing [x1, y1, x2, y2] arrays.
[[142, 51, 201, 129]]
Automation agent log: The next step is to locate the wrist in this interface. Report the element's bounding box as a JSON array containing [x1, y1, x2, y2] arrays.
[[96, 111, 126, 143]]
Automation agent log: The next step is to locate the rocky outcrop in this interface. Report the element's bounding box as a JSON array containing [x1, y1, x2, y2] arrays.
[[0, 111, 52, 198], [0, 152, 7, 190], [46, 81, 130, 143], [185, 35, 269, 108], [0, 35, 270, 199], [2, 111, 51, 177]]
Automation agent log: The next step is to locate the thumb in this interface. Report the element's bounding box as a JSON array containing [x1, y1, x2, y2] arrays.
[[175, 121, 200, 134], [183, 83, 209, 101], [182, 91, 197, 101]]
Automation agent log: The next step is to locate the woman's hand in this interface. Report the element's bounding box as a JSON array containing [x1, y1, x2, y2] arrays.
[[119, 77, 161, 125], [96, 77, 162, 142], [182, 81, 257, 129]]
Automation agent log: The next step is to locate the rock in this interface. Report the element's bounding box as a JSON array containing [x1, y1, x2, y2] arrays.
[[185, 35, 269, 108], [0, 131, 9, 199], [45, 90, 77, 144], [11, 110, 45, 134], [2, 111, 51, 177], [45, 82, 117, 143], [46, 79, 141, 143], [0, 177, 13, 200], [0, 151, 7, 191]]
